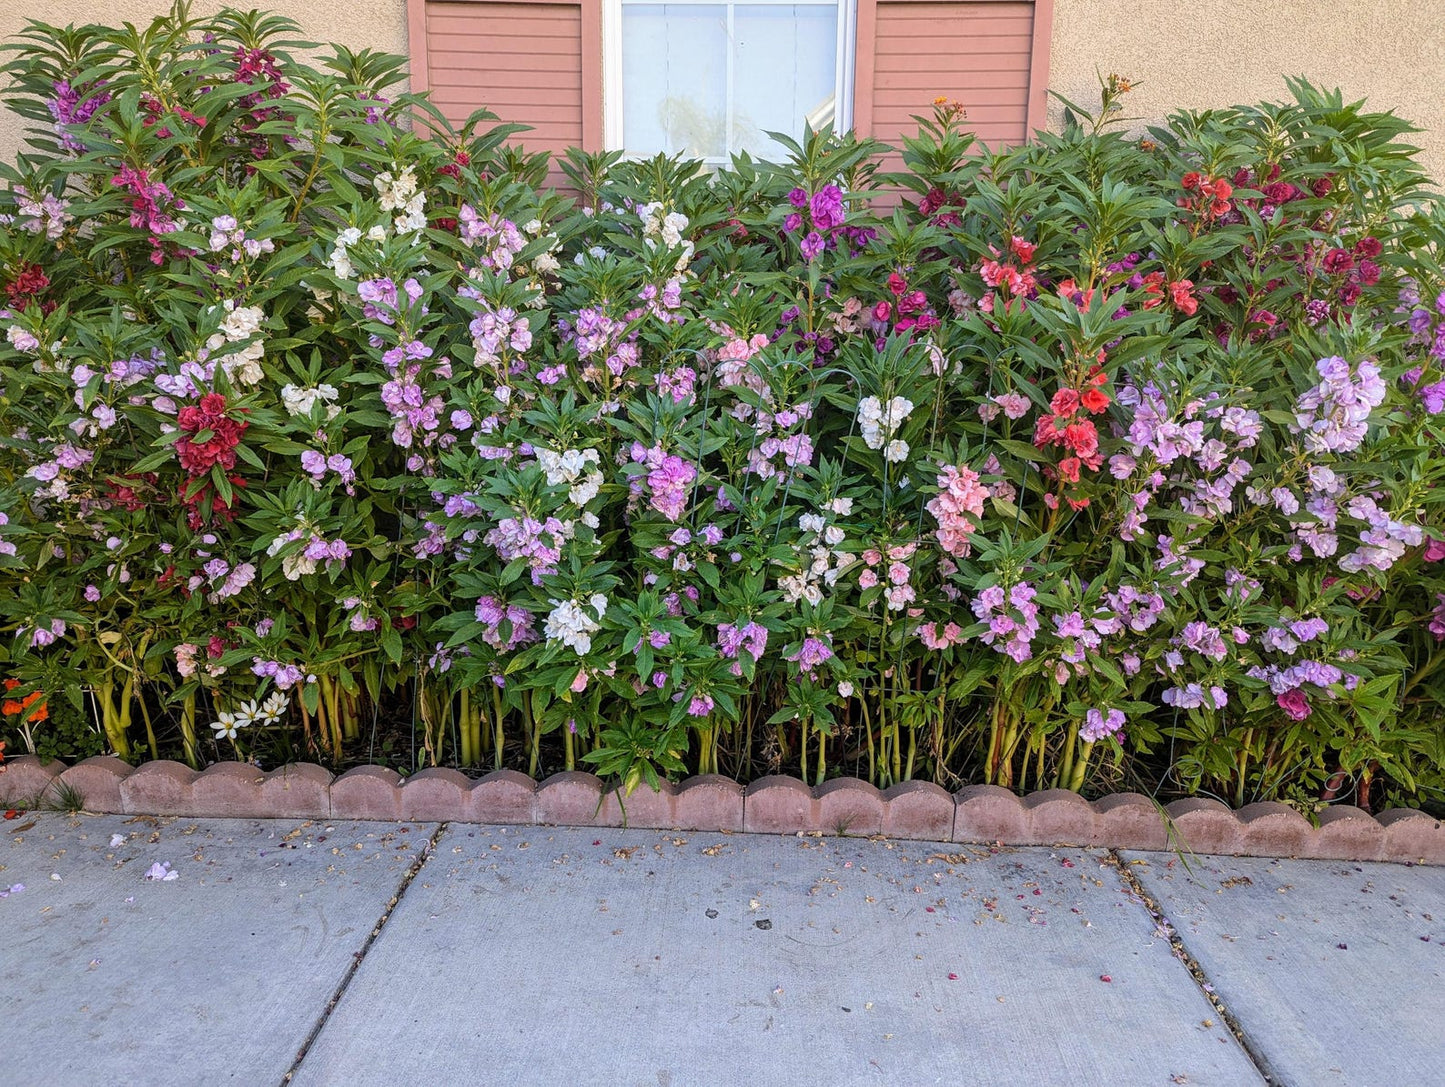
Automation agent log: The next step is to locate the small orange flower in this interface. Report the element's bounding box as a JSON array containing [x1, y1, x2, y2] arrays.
[[2, 679, 48, 722]]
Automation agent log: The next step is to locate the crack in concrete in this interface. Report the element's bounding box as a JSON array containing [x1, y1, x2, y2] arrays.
[[1106, 849, 1282, 1086], [279, 821, 450, 1085]]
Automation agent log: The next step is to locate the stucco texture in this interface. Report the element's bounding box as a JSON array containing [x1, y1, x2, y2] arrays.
[[1047, 0, 1445, 186], [0, 0, 1440, 184], [0, 0, 408, 159]]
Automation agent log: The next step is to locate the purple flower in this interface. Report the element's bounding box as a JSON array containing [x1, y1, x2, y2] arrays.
[[1080, 708, 1125, 743], [787, 636, 834, 671], [1421, 380, 1445, 414]]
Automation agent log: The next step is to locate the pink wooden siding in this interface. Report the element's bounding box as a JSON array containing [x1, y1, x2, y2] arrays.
[[405, 0, 1051, 181], [855, 0, 1051, 154], [407, 0, 603, 166]]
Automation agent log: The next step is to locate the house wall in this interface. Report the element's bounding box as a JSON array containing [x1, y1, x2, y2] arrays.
[[1047, 0, 1445, 187], [1, 0, 1442, 184], [0, 0, 408, 159]]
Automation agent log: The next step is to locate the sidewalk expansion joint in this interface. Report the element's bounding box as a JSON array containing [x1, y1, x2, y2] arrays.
[[279, 821, 450, 1085], [1105, 849, 1282, 1087]]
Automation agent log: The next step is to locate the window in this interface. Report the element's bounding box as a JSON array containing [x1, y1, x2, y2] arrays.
[[604, 0, 856, 164]]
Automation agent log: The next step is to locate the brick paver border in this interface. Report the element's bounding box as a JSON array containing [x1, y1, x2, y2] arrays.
[[1, 755, 1439, 863]]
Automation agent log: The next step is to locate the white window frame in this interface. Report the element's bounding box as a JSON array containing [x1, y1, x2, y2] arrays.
[[602, 0, 857, 164]]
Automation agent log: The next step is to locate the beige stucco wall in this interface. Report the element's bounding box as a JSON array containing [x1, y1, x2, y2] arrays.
[[0, 0, 408, 160], [1047, 0, 1445, 187], [1, 0, 1441, 184]]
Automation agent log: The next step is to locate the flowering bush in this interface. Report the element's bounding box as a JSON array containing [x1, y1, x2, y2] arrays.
[[2, 10, 1444, 815]]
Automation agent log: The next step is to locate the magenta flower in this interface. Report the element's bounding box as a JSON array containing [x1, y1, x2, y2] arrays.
[[1276, 688, 1311, 721]]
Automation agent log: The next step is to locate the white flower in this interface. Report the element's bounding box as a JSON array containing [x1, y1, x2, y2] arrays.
[[327, 247, 355, 279], [798, 513, 826, 535], [366, 224, 388, 242], [280, 383, 339, 417], [212, 338, 265, 386], [210, 712, 239, 740], [828, 497, 853, 516], [661, 211, 689, 248], [837, 680, 855, 699], [534, 252, 560, 274], [823, 525, 846, 546], [544, 598, 602, 655], [858, 395, 914, 450], [218, 302, 264, 341], [884, 439, 910, 463]]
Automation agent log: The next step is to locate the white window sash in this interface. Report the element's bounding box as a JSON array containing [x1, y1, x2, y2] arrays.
[[602, 0, 856, 162]]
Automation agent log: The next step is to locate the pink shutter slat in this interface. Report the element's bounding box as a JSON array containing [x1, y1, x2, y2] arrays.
[[410, 0, 603, 184]]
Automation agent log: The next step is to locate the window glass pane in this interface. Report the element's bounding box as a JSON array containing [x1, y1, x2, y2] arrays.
[[621, 4, 728, 159], [732, 4, 837, 159]]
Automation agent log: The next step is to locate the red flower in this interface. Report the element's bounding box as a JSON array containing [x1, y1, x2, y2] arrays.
[[1080, 388, 1110, 414], [1322, 248, 1354, 274], [1058, 456, 1081, 484], [1062, 421, 1099, 460], [1169, 279, 1198, 316], [1353, 236, 1382, 259], [1009, 236, 1037, 263], [1180, 172, 1202, 191], [886, 272, 907, 296], [1139, 271, 1166, 309], [1050, 388, 1080, 417]]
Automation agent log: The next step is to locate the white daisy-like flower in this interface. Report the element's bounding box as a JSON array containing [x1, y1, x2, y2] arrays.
[[210, 712, 239, 740]]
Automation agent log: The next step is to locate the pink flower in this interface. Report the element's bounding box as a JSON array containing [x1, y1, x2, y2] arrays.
[[1276, 688, 1311, 721], [926, 464, 988, 557]]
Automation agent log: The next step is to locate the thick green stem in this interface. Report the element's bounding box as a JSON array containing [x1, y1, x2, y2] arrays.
[[492, 687, 506, 771], [1067, 739, 1093, 793], [97, 679, 132, 761], [135, 681, 158, 762], [1235, 729, 1254, 809], [459, 688, 473, 767], [1056, 727, 1076, 789], [985, 694, 1004, 786], [525, 694, 541, 778], [180, 694, 200, 770]]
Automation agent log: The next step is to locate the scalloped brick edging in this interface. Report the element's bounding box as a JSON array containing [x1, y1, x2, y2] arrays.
[[1, 755, 1440, 864]]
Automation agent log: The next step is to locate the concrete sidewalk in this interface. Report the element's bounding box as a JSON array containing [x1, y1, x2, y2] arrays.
[[2, 813, 1440, 1086]]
